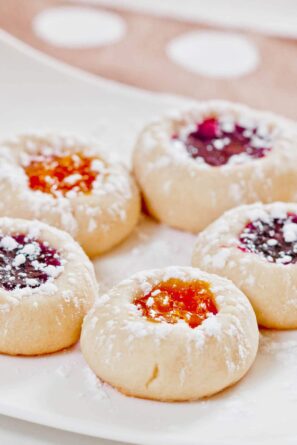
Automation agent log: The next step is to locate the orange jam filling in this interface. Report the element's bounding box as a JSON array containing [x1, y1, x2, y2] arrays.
[[24, 152, 98, 196], [134, 278, 217, 329]]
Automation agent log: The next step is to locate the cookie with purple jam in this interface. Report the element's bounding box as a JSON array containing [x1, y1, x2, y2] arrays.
[[0, 217, 97, 355], [133, 101, 297, 232], [81, 267, 258, 402], [0, 133, 140, 257], [192, 202, 297, 329]]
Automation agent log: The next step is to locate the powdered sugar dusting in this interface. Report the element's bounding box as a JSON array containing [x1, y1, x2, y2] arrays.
[[0, 231, 63, 291], [283, 222, 297, 243], [172, 115, 272, 167], [211, 249, 230, 268], [139, 101, 290, 173], [80, 366, 108, 401], [0, 134, 135, 236], [239, 205, 297, 265]]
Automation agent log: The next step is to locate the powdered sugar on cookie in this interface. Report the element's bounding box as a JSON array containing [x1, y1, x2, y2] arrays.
[[0, 133, 140, 256]]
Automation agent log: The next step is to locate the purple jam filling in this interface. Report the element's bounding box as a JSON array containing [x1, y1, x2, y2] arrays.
[[173, 117, 272, 167], [239, 213, 297, 265], [0, 234, 62, 290]]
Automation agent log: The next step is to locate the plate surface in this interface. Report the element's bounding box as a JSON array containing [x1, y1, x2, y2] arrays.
[[0, 31, 297, 445]]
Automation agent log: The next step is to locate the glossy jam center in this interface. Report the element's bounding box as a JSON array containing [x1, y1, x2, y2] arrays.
[[24, 152, 98, 196], [0, 234, 62, 290], [134, 278, 217, 328], [239, 213, 297, 264], [173, 117, 272, 166]]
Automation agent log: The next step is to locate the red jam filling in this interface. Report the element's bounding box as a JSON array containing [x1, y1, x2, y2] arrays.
[[24, 152, 98, 196], [0, 234, 62, 290], [239, 213, 297, 264], [173, 117, 272, 166], [134, 278, 217, 328]]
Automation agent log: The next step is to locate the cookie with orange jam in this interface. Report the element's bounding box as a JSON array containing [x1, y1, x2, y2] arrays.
[[133, 100, 297, 232], [0, 134, 140, 257], [81, 267, 258, 401], [193, 202, 297, 329], [0, 217, 97, 355]]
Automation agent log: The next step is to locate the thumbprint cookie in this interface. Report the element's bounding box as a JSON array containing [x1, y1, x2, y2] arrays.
[[193, 202, 297, 329], [0, 134, 140, 257], [0, 217, 97, 355], [133, 101, 297, 232], [81, 267, 258, 402]]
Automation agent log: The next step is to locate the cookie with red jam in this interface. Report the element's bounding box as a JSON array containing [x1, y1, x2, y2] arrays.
[[0, 217, 97, 355], [81, 267, 258, 402], [0, 134, 140, 257], [133, 101, 297, 232], [193, 202, 297, 329]]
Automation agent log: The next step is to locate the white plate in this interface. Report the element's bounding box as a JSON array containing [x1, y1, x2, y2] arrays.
[[0, 31, 297, 445]]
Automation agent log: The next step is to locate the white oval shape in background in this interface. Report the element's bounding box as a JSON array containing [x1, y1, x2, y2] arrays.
[[32, 6, 126, 48], [167, 31, 260, 78]]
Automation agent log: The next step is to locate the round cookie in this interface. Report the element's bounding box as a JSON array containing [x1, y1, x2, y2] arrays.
[[81, 266, 258, 402], [0, 217, 97, 355], [0, 133, 140, 257], [192, 202, 297, 329], [133, 100, 297, 232]]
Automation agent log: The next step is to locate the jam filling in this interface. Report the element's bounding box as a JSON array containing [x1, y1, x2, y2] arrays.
[[173, 117, 272, 166], [24, 151, 99, 196], [134, 278, 217, 329], [239, 213, 297, 264], [0, 234, 62, 290]]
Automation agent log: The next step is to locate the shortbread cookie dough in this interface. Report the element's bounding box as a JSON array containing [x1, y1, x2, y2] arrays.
[[0, 217, 97, 355], [0, 134, 140, 257], [81, 267, 258, 402], [192, 202, 297, 329], [133, 101, 297, 232]]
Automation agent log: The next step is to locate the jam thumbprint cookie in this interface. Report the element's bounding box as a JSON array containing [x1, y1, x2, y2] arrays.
[[192, 202, 297, 329], [133, 101, 297, 232], [0, 134, 140, 257], [0, 217, 97, 355], [81, 267, 258, 401]]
